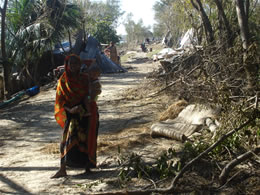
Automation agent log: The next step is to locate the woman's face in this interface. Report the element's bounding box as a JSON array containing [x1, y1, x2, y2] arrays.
[[68, 59, 81, 75]]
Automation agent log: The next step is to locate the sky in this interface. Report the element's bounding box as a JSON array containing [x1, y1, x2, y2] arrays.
[[0, 0, 158, 35], [90, 0, 158, 35], [116, 0, 158, 35]]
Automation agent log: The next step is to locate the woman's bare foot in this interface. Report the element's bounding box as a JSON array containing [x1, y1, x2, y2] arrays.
[[51, 169, 67, 179], [84, 166, 91, 174]]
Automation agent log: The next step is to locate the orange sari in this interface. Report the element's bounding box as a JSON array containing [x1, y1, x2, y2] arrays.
[[54, 54, 98, 168]]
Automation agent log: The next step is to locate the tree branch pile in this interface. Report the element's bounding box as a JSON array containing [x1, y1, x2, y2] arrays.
[[150, 44, 258, 105], [91, 44, 260, 194], [143, 43, 260, 192]]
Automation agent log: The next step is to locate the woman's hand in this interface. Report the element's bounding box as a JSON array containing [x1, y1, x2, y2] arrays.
[[70, 105, 81, 114], [64, 105, 80, 114]]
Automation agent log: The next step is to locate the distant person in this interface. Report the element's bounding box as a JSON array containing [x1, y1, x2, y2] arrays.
[[104, 45, 110, 58], [104, 41, 119, 65], [141, 42, 147, 52], [52, 54, 100, 178], [164, 37, 168, 45]]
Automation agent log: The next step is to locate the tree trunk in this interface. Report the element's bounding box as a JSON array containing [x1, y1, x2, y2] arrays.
[[213, 0, 233, 47], [0, 64, 4, 100], [1, 1, 7, 61], [245, 0, 249, 24], [235, 0, 258, 90], [68, 29, 72, 51], [235, 0, 249, 49], [1, 0, 11, 98], [191, 0, 214, 44]]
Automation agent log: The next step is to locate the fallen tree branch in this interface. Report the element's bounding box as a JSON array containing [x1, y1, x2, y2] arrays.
[[148, 64, 201, 97], [219, 146, 260, 185], [217, 170, 243, 190], [91, 117, 256, 195], [169, 117, 255, 187], [147, 78, 181, 97], [142, 178, 167, 190]]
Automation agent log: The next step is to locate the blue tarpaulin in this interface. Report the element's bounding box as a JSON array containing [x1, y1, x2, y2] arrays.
[[80, 36, 127, 74], [0, 86, 40, 109]]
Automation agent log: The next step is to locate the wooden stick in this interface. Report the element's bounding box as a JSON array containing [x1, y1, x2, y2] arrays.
[[169, 117, 254, 188], [219, 146, 260, 184]]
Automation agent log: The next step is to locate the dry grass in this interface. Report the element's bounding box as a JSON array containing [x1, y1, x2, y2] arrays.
[[40, 126, 153, 160], [158, 99, 188, 121], [40, 142, 60, 155], [97, 126, 150, 155]]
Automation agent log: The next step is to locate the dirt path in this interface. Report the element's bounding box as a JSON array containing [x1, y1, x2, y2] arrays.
[[0, 50, 181, 194]]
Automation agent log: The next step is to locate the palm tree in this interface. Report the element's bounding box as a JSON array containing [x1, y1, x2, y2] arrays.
[[3, 0, 81, 94]]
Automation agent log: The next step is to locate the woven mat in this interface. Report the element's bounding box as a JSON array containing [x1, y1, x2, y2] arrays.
[[151, 104, 219, 141]]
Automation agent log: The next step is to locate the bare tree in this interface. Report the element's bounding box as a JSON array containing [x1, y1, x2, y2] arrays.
[[190, 0, 214, 44], [236, 0, 250, 49], [235, 0, 258, 90], [213, 0, 233, 47]]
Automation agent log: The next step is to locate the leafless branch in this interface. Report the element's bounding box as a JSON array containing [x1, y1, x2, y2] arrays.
[[219, 146, 260, 184]]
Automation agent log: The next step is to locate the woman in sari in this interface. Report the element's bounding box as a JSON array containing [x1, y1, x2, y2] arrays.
[[104, 41, 119, 65], [52, 54, 100, 178]]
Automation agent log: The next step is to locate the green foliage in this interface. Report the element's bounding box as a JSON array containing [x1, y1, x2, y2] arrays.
[[75, 0, 122, 44], [6, 0, 81, 66], [7, 0, 39, 32], [84, 0, 124, 28], [155, 148, 177, 178], [153, 0, 193, 45], [211, 118, 260, 161], [46, 1, 81, 44], [118, 152, 151, 186], [212, 132, 242, 159], [124, 14, 152, 44], [209, 92, 260, 160], [249, 2, 260, 43], [91, 19, 121, 44], [116, 143, 210, 186], [153, 23, 165, 38], [3, 0, 82, 92]]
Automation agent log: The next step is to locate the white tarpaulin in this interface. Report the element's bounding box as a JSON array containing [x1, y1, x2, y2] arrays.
[[153, 48, 180, 61], [179, 28, 197, 49]]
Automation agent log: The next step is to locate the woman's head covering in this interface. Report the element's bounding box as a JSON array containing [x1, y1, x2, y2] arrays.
[[64, 54, 81, 76]]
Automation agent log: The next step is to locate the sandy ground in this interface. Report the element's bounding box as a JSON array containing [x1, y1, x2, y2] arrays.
[[0, 50, 182, 194]]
